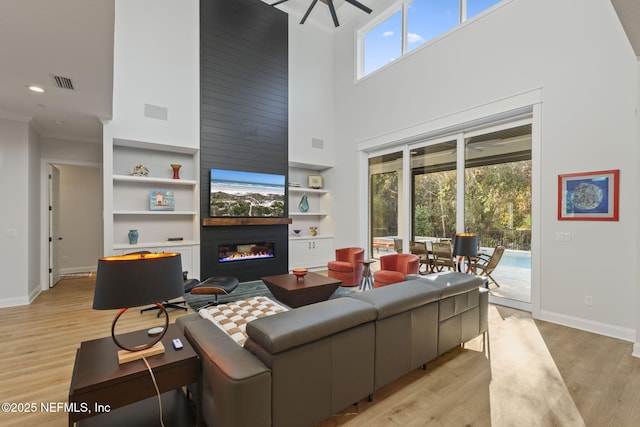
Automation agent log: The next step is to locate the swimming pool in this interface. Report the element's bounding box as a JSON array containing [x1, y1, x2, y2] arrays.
[[480, 248, 531, 269]]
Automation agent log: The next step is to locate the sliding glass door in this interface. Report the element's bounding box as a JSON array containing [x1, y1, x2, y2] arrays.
[[464, 125, 532, 304], [367, 122, 533, 309]]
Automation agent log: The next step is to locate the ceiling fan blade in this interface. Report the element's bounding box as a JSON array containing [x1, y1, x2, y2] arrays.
[[344, 0, 372, 14], [326, 0, 340, 27], [300, 0, 319, 24], [270, 0, 290, 6]]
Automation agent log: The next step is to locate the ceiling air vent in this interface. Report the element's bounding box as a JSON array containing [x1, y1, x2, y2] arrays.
[[53, 75, 74, 90]]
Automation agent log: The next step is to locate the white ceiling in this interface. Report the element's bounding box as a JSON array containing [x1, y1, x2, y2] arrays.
[[0, 0, 114, 143], [0, 0, 361, 143], [610, 0, 640, 58], [267, 0, 371, 28], [0, 0, 634, 145]]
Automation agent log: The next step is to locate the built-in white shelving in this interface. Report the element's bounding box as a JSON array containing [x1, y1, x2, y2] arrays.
[[113, 175, 198, 186], [105, 138, 201, 278], [113, 210, 198, 215], [288, 165, 334, 270], [288, 187, 328, 194]]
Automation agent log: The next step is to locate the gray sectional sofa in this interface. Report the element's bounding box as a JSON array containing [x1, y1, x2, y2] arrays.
[[176, 271, 488, 427]]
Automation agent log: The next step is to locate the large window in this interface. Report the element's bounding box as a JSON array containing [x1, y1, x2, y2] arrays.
[[369, 151, 403, 256], [360, 0, 502, 77], [411, 141, 457, 241]]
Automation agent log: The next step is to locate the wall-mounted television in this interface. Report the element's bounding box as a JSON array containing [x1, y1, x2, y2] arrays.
[[210, 168, 285, 217]]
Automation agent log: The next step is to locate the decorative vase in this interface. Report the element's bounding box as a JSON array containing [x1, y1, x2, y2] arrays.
[[298, 194, 309, 213], [170, 164, 182, 179], [310, 227, 318, 237], [128, 229, 139, 245]]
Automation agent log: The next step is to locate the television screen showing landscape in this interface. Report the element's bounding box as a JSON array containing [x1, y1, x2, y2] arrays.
[[210, 169, 285, 217]]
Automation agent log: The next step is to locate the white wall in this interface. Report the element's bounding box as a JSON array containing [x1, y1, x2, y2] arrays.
[[56, 165, 102, 273], [27, 125, 41, 301], [635, 62, 640, 357], [110, 0, 199, 148], [41, 138, 102, 163], [104, 0, 199, 253], [328, 0, 638, 341], [288, 19, 335, 169], [0, 118, 40, 307]]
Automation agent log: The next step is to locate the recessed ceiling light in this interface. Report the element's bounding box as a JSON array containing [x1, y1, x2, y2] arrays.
[[28, 85, 45, 93]]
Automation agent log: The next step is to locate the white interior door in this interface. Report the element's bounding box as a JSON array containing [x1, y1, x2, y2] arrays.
[[49, 165, 62, 287]]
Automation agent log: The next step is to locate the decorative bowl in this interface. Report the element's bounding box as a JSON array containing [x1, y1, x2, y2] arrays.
[[292, 268, 308, 280], [292, 229, 301, 236]]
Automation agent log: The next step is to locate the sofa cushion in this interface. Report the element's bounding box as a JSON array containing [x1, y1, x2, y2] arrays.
[[327, 260, 354, 272], [349, 280, 440, 320], [373, 270, 405, 286], [411, 271, 484, 298], [198, 296, 288, 346], [245, 297, 376, 354]]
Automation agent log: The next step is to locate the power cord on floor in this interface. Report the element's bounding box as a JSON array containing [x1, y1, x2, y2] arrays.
[[142, 356, 165, 427]]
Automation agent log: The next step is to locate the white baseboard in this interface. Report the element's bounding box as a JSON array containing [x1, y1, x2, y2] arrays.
[[539, 309, 635, 343], [60, 266, 96, 275], [0, 295, 30, 308], [29, 286, 41, 304], [0, 286, 42, 308], [633, 343, 640, 358]]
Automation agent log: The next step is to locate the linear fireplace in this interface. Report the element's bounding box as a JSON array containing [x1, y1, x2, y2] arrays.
[[219, 242, 275, 263], [201, 224, 288, 283]]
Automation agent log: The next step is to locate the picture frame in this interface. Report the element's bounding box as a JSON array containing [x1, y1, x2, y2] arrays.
[[558, 169, 619, 221], [149, 190, 175, 211], [308, 174, 324, 189]]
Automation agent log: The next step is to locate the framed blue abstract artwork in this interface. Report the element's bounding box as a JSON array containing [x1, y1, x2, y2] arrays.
[[558, 169, 619, 221]]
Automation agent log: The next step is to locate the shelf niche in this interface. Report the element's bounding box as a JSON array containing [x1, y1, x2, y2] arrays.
[[203, 218, 293, 226]]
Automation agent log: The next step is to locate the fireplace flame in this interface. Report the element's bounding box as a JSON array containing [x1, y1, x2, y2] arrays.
[[219, 251, 274, 263]]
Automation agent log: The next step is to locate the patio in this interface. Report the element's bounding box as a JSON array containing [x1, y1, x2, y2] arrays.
[[371, 241, 531, 304]]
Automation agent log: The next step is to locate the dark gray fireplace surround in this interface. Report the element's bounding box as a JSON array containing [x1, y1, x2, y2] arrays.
[[199, 0, 289, 282]]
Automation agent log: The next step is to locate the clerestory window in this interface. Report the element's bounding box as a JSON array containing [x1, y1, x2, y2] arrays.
[[358, 0, 502, 79]]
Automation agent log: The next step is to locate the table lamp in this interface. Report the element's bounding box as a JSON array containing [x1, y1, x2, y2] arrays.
[[453, 233, 478, 273], [93, 252, 184, 364]]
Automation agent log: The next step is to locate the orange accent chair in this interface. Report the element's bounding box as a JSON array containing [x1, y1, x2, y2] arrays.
[[373, 253, 420, 288], [327, 247, 364, 287]]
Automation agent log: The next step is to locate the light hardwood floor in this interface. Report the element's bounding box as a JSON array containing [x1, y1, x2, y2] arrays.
[[1, 277, 640, 426]]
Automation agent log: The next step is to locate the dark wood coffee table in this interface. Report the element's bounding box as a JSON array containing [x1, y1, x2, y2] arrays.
[[262, 272, 342, 308]]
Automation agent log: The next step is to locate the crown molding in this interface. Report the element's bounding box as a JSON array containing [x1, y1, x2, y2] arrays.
[[0, 111, 32, 123], [41, 131, 102, 145]]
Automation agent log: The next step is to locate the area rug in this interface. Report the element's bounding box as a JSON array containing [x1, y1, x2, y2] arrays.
[[183, 280, 356, 311]]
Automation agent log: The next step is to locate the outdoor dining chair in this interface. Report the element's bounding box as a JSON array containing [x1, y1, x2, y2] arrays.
[[410, 240, 432, 274], [469, 245, 505, 288], [431, 241, 456, 272]]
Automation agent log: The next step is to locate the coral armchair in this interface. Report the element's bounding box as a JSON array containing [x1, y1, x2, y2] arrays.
[[327, 247, 364, 287], [373, 253, 420, 288]]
